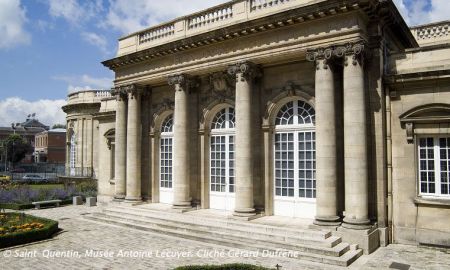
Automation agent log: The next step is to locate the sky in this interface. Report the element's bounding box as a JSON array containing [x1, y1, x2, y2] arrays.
[[0, 0, 448, 127]]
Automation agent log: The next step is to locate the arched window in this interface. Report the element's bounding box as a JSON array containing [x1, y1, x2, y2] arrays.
[[210, 107, 235, 210], [70, 133, 76, 176], [160, 114, 174, 192], [274, 100, 316, 202]]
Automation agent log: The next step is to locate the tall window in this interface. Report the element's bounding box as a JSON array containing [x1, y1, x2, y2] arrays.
[[210, 107, 235, 193], [70, 133, 76, 176], [274, 100, 316, 199], [418, 136, 450, 197], [160, 114, 173, 189]]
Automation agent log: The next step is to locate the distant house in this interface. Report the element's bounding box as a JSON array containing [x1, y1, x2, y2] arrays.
[[34, 129, 66, 163], [0, 117, 50, 166]]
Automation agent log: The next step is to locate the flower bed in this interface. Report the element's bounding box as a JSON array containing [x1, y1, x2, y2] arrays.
[[174, 264, 273, 270], [0, 212, 59, 248]]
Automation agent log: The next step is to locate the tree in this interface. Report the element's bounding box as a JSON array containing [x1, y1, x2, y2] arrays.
[[52, 124, 66, 129], [5, 134, 32, 165]]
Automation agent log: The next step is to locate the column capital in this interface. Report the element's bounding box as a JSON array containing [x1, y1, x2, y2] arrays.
[[227, 61, 261, 82], [306, 41, 366, 66], [168, 74, 199, 91], [111, 87, 128, 101]]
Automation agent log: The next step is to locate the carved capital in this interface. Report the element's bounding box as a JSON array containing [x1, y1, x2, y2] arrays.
[[111, 87, 128, 102], [168, 74, 199, 91], [227, 61, 261, 82], [307, 41, 366, 67]]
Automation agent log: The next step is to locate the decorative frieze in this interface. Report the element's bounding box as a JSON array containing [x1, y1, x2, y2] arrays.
[[227, 61, 262, 82]]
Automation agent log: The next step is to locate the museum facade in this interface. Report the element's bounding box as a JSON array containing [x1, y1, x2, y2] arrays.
[[62, 0, 450, 252]]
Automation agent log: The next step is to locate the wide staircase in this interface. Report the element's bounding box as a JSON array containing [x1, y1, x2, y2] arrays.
[[84, 204, 363, 267]]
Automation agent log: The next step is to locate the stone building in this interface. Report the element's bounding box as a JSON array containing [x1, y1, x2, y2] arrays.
[[64, 0, 450, 255]]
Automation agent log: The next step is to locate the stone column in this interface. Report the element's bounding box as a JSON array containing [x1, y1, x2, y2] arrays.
[[306, 50, 340, 226], [168, 74, 197, 209], [342, 43, 370, 228], [228, 62, 260, 217], [141, 90, 151, 200], [113, 89, 127, 199], [125, 85, 142, 201]]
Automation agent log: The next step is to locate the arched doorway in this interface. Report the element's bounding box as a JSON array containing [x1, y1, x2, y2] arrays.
[[160, 114, 174, 204], [273, 100, 316, 218], [210, 107, 235, 211]]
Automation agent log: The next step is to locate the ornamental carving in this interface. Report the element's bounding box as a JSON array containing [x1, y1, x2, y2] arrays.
[[306, 41, 366, 66], [151, 98, 175, 128], [227, 61, 261, 82], [167, 74, 199, 92], [112, 84, 142, 100]]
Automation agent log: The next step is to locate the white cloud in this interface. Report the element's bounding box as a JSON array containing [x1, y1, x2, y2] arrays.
[[0, 98, 66, 127], [0, 0, 31, 49], [81, 32, 109, 53], [429, 0, 450, 23], [394, 0, 450, 26], [52, 74, 113, 93], [47, 0, 103, 25], [104, 0, 228, 34]]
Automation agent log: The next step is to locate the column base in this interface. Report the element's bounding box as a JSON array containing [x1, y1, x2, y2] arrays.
[[125, 196, 142, 202], [314, 215, 342, 227], [113, 194, 125, 200], [342, 217, 372, 230], [233, 207, 256, 218], [173, 201, 192, 210], [336, 225, 380, 254]]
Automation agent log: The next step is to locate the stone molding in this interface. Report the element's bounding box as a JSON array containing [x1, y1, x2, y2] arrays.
[[306, 41, 366, 67], [227, 61, 261, 82]]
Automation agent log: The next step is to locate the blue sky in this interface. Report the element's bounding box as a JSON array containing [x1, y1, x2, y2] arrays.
[[0, 0, 448, 126]]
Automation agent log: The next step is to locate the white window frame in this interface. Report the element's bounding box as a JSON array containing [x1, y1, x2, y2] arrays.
[[417, 135, 450, 198], [69, 133, 76, 176], [274, 100, 316, 203], [160, 115, 174, 191], [210, 107, 235, 194]]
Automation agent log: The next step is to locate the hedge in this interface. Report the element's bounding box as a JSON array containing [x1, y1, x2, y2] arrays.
[[0, 213, 59, 249], [174, 264, 273, 270], [0, 199, 72, 210]]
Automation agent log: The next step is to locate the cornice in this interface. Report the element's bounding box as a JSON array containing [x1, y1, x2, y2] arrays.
[[102, 0, 417, 70], [62, 103, 101, 114], [384, 69, 450, 85], [93, 111, 116, 121]]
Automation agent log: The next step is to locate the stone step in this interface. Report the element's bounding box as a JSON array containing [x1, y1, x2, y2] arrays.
[[85, 213, 362, 267], [108, 205, 330, 240], [102, 207, 342, 248], [96, 211, 347, 256]]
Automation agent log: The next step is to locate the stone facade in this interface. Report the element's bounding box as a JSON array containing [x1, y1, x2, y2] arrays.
[[63, 0, 450, 253]]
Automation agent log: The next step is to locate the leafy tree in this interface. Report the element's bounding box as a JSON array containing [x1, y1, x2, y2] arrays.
[[5, 134, 32, 165], [52, 124, 66, 129]]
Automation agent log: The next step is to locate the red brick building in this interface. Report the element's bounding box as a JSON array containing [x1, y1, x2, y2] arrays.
[[34, 129, 66, 163]]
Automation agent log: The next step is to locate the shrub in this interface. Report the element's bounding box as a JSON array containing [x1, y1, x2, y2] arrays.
[[0, 186, 77, 204], [0, 213, 59, 248]]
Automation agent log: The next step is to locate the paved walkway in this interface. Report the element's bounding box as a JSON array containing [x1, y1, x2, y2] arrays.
[[1, 205, 449, 270]]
